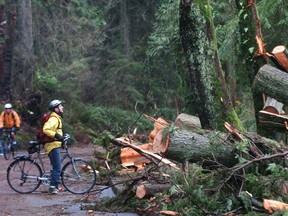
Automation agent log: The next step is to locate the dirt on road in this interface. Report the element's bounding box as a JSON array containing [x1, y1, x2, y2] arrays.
[[0, 144, 129, 216]]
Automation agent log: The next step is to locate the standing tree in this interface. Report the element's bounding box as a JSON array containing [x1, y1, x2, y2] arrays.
[[1, 1, 17, 102], [0, 4, 4, 96], [12, 0, 34, 99], [179, 0, 242, 131]]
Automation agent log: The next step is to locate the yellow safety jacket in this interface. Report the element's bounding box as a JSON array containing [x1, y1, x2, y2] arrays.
[[43, 112, 63, 154]]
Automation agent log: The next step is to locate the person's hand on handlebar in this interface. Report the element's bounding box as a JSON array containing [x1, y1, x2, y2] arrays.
[[11, 127, 19, 132], [55, 133, 70, 142]]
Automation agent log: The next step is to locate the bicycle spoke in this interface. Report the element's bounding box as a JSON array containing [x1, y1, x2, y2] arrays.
[[62, 159, 96, 194], [7, 159, 42, 194]]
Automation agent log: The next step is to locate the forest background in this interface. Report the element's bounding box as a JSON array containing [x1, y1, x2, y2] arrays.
[[0, 0, 287, 141], [1, 0, 288, 214]]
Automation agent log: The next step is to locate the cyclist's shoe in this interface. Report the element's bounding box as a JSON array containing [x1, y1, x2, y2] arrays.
[[48, 187, 59, 194], [58, 187, 63, 192]]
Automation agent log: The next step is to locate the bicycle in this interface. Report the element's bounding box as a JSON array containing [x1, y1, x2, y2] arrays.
[[7, 139, 97, 194], [2, 128, 18, 160]]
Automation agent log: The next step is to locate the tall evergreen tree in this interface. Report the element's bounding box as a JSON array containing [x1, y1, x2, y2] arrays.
[[179, 0, 242, 130]]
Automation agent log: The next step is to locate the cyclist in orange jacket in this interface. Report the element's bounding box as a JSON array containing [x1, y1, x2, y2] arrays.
[[0, 103, 21, 155]]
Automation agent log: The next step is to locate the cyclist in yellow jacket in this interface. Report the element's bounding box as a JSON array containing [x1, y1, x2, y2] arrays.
[[0, 103, 21, 155], [44, 99, 69, 194]]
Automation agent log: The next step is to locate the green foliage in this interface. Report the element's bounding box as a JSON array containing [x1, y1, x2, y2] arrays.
[[34, 69, 62, 98], [258, 0, 288, 51], [67, 102, 178, 147], [77, 105, 153, 135], [160, 164, 229, 215], [239, 191, 253, 211], [146, 0, 186, 113], [94, 130, 115, 150], [147, 0, 179, 58]]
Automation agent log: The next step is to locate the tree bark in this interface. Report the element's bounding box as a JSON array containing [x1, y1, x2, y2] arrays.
[[253, 64, 288, 104], [113, 117, 286, 169], [164, 129, 238, 167], [179, 0, 241, 131], [3, 1, 17, 101], [13, 0, 34, 98], [0, 4, 5, 91]]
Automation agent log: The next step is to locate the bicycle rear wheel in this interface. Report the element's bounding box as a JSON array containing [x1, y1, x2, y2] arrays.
[[4, 139, 11, 160], [61, 159, 96, 194], [7, 158, 42, 194]]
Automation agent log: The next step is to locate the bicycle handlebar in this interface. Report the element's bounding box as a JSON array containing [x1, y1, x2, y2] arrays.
[[2, 128, 12, 132], [1, 127, 18, 133]]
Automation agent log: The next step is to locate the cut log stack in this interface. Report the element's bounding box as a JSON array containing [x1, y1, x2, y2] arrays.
[[253, 46, 288, 130]]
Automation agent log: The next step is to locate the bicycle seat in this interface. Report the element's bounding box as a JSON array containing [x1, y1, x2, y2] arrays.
[[28, 141, 40, 146]]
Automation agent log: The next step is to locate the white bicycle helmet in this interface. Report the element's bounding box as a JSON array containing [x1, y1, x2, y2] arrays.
[[4, 103, 12, 109], [48, 99, 62, 111]]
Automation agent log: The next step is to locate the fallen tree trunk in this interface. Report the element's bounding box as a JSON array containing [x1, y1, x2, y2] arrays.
[[118, 130, 286, 168], [112, 114, 288, 169], [164, 129, 238, 167], [253, 64, 288, 104]]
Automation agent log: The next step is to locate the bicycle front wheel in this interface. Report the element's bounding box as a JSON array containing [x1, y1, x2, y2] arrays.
[[61, 159, 96, 194], [4, 139, 11, 160], [7, 158, 42, 194]]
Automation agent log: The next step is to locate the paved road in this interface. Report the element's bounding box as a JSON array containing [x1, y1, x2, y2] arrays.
[[0, 145, 139, 216]]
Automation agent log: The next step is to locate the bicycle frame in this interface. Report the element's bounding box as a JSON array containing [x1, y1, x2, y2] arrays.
[[2, 128, 17, 160], [2, 128, 17, 141], [8, 139, 97, 194], [23, 141, 83, 183]]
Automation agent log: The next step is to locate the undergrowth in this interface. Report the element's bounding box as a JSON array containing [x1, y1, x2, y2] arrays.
[[90, 158, 288, 215]]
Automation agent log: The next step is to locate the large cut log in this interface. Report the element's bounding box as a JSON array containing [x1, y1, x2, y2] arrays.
[[113, 129, 287, 169], [164, 129, 238, 167], [253, 64, 288, 104], [112, 114, 288, 170]]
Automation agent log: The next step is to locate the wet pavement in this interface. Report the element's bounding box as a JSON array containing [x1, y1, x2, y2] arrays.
[[0, 145, 139, 216]]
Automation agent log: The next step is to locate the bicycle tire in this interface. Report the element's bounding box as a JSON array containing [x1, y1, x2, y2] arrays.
[[61, 159, 96, 194], [7, 158, 42, 194], [4, 139, 11, 160], [11, 142, 18, 158]]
